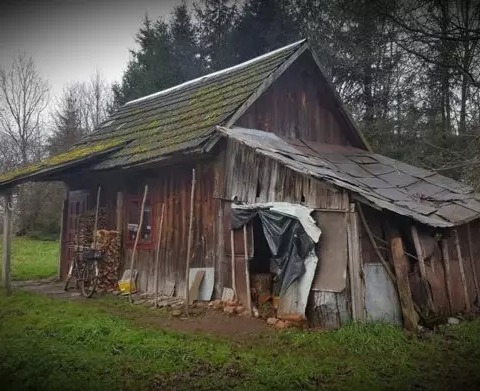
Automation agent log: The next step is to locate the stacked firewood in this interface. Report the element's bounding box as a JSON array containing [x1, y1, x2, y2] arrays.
[[74, 208, 106, 247], [95, 229, 121, 292]]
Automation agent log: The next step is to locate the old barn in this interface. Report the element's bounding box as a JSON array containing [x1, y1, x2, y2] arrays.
[[1, 40, 480, 329]]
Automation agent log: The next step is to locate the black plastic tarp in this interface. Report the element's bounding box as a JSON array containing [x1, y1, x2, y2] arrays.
[[231, 206, 315, 296]]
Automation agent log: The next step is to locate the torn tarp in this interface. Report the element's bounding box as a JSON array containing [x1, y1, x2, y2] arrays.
[[231, 203, 321, 296]]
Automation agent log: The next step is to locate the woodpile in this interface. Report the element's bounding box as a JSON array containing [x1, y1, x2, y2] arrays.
[[94, 229, 121, 292], [74, 208, 106, 247]]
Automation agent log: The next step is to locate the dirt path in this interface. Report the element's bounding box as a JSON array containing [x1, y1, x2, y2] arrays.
[[16, 280, 269, 341]]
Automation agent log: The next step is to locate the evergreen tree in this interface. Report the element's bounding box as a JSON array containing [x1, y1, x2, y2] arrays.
[[113, 16, 181, 106], [48, 88, 84, 155], [194, 0, 238, 70], [171, 2, 204, 81], [230, 0, 299, 62]]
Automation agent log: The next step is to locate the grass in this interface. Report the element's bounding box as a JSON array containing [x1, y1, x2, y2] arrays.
[[0, 237, 58, 281], [1, 292, 480, 391]]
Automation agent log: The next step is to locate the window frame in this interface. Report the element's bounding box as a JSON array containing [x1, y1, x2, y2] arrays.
[[125, 194, 156, 249]]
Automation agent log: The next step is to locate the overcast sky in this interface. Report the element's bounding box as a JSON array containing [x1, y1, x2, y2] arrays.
[[0, 0, 191, 98]]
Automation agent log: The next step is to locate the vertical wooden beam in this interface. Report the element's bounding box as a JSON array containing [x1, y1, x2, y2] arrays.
[[346, 208, 364, 321], [243, 224, 252, 314], [116, 191, 124, 233], [411, 225, 435, 313], [57, 186, 68, 280], [466, 223, 480, 301], [389, 227, 418, 331], [129, 185, 148, 304], [230, 230, 236, 299], [92, 185, 101, 249], [185, 169, 196, 315], [453, 228, 471, 311], [154, 203, 165, 308], [2, 192, 12, 296], [440, 239, 453, 313]]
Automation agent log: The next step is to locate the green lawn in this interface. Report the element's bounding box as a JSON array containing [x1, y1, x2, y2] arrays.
[[1, 292, 480, 391], [0, 237, 58, 281]]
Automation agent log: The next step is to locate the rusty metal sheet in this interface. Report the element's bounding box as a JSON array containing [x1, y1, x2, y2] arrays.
[[378, 171, 419, 188], [373, 187, 411, 202], [395, 200, 437, 216], [436, 203, 479, 224], [355, 177, 395, 189], [361, 163, 396, 176], [406, 180, 444, 198], [334, 163, 373, 178]]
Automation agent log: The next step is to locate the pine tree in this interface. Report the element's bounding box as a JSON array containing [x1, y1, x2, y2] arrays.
[[48, 89, 84, 155], [171, 2, 203, 81], [230, 0, 299, 62], [194, 0, 238, 70], [113, 16, 181, 106]]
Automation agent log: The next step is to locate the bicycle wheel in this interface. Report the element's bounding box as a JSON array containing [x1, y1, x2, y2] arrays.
[[81, 260, 98, 298]]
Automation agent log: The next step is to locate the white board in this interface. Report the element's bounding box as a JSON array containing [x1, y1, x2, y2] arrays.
[[188, 267, 214, 301]]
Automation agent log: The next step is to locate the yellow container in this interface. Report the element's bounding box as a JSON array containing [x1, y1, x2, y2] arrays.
[[118, 280, 136, 294]]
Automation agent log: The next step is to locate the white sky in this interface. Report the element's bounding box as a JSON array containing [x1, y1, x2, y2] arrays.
[[0, 0, 192, 99]]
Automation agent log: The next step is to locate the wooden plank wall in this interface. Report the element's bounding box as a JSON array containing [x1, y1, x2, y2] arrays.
[[235, 52, 353, 147], [218, 141, 352, 327]]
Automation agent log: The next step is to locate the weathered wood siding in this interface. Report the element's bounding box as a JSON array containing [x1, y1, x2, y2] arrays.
[[235, 52, 356, 147]]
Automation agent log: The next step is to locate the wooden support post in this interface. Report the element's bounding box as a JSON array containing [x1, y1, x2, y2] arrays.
[[243, 224, 252, 314], [453, 229, 471, 311], [92, 186, 101, 249], [154, 203, 166, 308], [466, 223, 480, 301], [129, 185, 148, 304], [185, 169, 196, 315], [2, 192, 12, 296], [411, 225, 435, 313], [116, 191, 124, 233], [440, 239, 453, 313], [346, 208, 364, 321], [389, 227, 418, 331], [230, 230, 236, 299], [57, 187, 68, 280]]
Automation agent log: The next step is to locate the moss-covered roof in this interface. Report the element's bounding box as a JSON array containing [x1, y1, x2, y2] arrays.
[[0, 140, 124, 188], [0, 40, 305, 188]]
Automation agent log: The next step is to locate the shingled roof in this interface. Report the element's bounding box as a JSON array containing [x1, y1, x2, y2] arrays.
[[218, 126, 480, 228], [0, 40, 310, 189]]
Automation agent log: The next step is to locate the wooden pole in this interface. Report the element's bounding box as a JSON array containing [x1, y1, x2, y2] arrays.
[[453, 228, 471, 311], [389, 226, 418, 331], [92, 185, 101, 249], [2, 193, 12, 296], [154, 203, 165, 308], [243, 224, 252, 314], [440, 239, 453, 313], [185, 169, 196, 315], [116, 191, 124, 233], [357, 203, 396, 283], [466, 223, 480, 301], [411, 225, 435, 313], [230, 230, 237, 299], [347, 209, 364, 321], [57, 187, 68, 280], [129, 185, 148, 304]]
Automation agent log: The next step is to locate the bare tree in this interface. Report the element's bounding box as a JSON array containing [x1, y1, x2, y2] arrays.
[[0, 54, 49, 165]]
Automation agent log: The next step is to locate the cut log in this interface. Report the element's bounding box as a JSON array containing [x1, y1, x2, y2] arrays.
[[453, 229, 471, 311], [389, 229, 418, 331], [411, 225, 435, 314], [440, 239, 453, 313]]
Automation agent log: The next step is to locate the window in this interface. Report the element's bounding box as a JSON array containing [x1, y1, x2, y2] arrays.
[[126, 196, 154, 247]]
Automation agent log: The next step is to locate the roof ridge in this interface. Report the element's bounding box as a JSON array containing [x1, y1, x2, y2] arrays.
[[124, 39, 306, 107]]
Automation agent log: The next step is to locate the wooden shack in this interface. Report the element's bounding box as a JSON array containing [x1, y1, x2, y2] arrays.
[[2, 40, 480, 329]]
